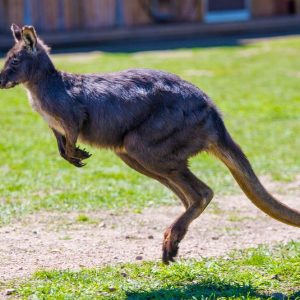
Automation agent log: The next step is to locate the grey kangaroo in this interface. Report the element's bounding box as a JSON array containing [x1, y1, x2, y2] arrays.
[[0, 25, 299, 264]]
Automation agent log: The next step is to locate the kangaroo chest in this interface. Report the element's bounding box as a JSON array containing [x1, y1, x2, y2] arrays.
[[26, 89, 65, 134]]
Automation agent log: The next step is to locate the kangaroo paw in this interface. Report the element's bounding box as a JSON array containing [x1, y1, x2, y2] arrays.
[[74, 147, 92, 160], [68, 157, 86, 168]]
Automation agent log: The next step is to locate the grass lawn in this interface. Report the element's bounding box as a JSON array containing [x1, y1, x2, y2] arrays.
[[6, 241, 299, 299], [0, 37, 300, 299], [0, 37, 299, 225]]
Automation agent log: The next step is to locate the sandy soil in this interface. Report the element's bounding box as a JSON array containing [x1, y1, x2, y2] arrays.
[[0, 177, 299, 283]]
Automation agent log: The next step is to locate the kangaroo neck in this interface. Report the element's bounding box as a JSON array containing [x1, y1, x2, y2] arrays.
[[24, 68, 59, 94]]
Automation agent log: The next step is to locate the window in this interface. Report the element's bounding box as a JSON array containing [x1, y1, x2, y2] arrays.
[[204, 0, 251, 23]]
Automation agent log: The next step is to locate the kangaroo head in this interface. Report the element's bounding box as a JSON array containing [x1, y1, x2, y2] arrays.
[[0, 24, 54, 89]]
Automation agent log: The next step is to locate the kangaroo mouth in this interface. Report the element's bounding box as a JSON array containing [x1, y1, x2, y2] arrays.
[[0, 81, 18, 89]]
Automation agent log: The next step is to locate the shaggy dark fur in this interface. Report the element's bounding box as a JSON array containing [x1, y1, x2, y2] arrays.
[[1, 25, 299, 264]]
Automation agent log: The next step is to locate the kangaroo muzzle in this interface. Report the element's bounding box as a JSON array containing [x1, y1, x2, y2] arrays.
[[0, 73, 17, 89]]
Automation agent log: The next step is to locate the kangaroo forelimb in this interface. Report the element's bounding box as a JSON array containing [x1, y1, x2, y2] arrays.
[[52, 128, 91, 167]]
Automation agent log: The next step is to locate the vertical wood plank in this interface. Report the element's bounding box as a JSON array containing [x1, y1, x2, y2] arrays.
[[295, 0, 300, 14], [178, 0, 203, 22], [252, 0, 275, 17], [0, 0, 4, 32], [123, 0, 152, 26], [63, 0, 72, 30], [23, 0, 32, 24], [57, 0, 65, 30], [32, 0, 44, 30], [115, 0, 124, 27], [0, 0, 10, 32]]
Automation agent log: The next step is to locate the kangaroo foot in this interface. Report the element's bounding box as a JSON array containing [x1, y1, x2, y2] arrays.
[[162, 226, 186, 264]]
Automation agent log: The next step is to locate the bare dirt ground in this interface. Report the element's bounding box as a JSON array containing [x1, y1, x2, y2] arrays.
[[0, 177, 299, 284]]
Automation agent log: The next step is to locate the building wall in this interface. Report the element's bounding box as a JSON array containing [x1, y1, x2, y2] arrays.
[[252, 0, 288, 17], [255, 0, 300, 16], [0, 0, 299, 33]]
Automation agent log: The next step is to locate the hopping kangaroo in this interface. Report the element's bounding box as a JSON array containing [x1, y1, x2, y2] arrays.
[[1, 25, 299, 264]]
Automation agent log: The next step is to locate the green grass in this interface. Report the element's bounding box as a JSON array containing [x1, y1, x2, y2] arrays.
[[7, 241, 299, 299], [0, 37, 299, 224]]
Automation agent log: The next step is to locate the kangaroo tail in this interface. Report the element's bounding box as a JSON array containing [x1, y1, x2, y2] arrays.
[[209, 110, 300, 227]]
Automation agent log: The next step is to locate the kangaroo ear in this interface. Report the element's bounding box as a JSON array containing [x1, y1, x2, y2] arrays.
[[22, 26, 37, 52], [11, 24, 22, 42]]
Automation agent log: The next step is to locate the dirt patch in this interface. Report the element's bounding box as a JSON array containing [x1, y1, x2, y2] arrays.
[[0, 177, 299, 283]]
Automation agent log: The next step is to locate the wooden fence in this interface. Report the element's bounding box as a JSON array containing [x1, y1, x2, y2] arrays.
[[0, 0, 299, 33], [0, 0, 204, 33]]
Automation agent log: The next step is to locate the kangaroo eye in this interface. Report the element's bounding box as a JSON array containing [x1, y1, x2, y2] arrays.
[[11, 58, 20, 65]]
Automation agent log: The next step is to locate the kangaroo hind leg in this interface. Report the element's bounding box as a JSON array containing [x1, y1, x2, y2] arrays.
[[162, 167, 214, 264], [116, 152, 189, 209]]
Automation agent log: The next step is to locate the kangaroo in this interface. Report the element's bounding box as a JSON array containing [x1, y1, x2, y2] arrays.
[[0, 24, 299, 264]]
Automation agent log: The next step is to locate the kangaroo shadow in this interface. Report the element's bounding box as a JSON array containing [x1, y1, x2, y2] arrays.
[[125, 281, 300, 300]]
